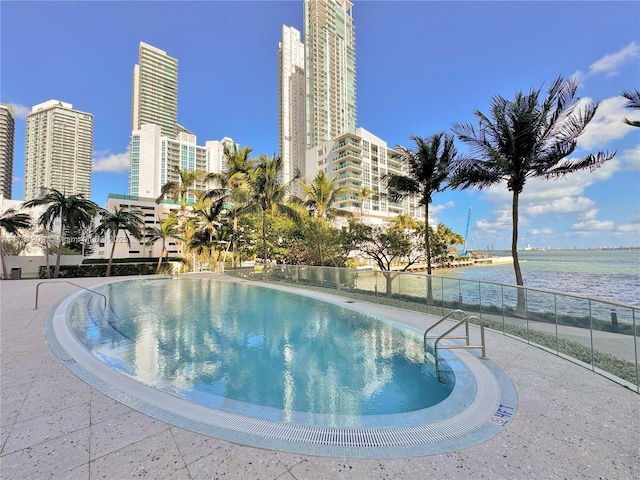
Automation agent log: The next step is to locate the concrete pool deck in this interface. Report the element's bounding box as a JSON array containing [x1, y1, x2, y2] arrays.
[[1, 274, 638, 479]]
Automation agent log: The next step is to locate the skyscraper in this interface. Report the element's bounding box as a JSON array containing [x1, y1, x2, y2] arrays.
[[132, 42, 178, 139], [0, 104, 15, 199], [278, 25, 306, 185], [24, 100, 93, 201], [304, 0, 356, 149]]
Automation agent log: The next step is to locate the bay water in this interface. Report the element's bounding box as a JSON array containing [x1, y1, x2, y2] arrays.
[[435, 249, 640, 307]]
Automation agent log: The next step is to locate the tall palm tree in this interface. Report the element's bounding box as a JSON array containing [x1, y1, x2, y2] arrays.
[[451, 76, 615, 308], [301, 171, 350, 219], [621, 89, 640, 127], [94, 206, 144, 277], [386, 133, 457, 278], [145, 214, 179, 273], [354, 186, 373, 217], [23, 189, 98, 278], [156, 165, 208, 210], [244, 154, 300, 263], [204, 144, 254, 267], [0, 208, 32, 279]]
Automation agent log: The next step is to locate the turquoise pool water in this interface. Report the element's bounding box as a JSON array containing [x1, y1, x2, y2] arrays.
[[67, 278, 453, 425]]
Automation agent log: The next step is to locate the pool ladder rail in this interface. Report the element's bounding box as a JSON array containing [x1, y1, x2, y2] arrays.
[[424, 309, 487, 382]]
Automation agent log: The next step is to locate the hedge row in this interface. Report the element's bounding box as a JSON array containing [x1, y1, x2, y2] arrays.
[[39, 262, 173, 278]]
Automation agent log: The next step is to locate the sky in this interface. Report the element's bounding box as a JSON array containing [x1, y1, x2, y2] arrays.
[[2, 0, 639, 250]]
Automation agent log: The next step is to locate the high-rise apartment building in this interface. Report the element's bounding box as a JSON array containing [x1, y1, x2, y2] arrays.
[[0, 104, 15, 198], [304, 0, 356, 149], [278, 25, 307, 186], [132, 42, 178, 138], [24, 100, 93, 201]]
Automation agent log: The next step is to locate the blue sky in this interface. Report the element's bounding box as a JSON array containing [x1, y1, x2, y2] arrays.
[[2, 0, 639, 250]]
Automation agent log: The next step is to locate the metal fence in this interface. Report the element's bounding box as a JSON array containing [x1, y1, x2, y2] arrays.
[[225, 264, 640, 393]]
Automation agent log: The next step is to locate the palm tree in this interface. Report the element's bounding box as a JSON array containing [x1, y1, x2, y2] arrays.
[[622, 89, 640, 127], [94, 206, 144, 277], [391, 213, 419, 231], [301, 171, 350, 219], [156, 165, 208, 210], [23, 189, 98, 278], [244, 154, 300, 264], [145, 214, 179, 273], [204, 143, 254, 267], [0, 208, 32, 279], [354, 186, 373, 217], [451, 76, 615, 309], [386, 133, 457, 278], [192, 196, 228, 266]]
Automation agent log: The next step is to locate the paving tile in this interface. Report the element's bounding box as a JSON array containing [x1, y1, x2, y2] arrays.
[[90, 429, 185, 479], [2, 402, 90, 455], [89, 409, 169, 459], [0, 427, 90, 480], [170, 426, 232, 465]]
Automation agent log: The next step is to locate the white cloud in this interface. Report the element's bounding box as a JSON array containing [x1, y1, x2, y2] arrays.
[[572, 219, 614, 231], [578, 96, 636, 150], [12, 175, 21, 184], [93, 148, 130, 173], [619, 144, 640, 171], [523, 196, 595, 216], [529, 228, 553, 235], [588, 41, 639, 77], [616, 222, 640, 234], [9, 103, 29, 120]]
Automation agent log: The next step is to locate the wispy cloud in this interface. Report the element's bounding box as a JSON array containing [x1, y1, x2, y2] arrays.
[[572, 219, 614, 231], [93, 148, 130, 173], [619, 144, 640, 171], [572, 42, 639, 84], [8, 103, 30, 120]]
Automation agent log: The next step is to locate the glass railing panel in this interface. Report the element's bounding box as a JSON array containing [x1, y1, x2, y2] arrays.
[[589, 303, 638, 388], [553, 295, 593, 366], [524, 289, 560, 354], [478, 282, 506, 330], [499, 285, 527, 338]]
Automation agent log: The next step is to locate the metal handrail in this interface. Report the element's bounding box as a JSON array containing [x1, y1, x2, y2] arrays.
[[425, 310, 487, 381], [35, 280, 107, 310]]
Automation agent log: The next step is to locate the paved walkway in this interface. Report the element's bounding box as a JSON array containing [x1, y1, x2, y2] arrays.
[[1, 275, 638, 479]]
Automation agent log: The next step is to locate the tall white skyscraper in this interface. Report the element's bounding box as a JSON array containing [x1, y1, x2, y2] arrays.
[[24, 100, 93, 201], [0, 104, 15, 199], [304, 0, 356, 148], [131, 42, 178, 138], [278, 25, 306, 186]]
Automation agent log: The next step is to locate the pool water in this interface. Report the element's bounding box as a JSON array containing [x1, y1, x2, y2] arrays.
[[67, 278, 453, 423]]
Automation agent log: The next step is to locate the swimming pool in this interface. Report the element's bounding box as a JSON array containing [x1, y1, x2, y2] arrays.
[[47, 276, 517, 457]]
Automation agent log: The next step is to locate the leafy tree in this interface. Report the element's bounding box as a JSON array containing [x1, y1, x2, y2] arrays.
[[145, 214, 180, 273], [0, 208, 32, 279], [94, 206, 144, 277], [243, 154, 300, 263], [352, 221, 425, 295], [23, 189, 98, 278], [451, 76, 614, 309], [430, 223, 465, 267], [621, 89, 640, 127]]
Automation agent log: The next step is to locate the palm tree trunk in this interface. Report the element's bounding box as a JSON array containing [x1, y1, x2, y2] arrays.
[[55, 221, 64, 278], [425, 202, 434, 304], [156, 239, 165, 274], [106, 236, 117, 277], [511, 191, 526, 313], [262, 210, 268, 264], [232, 215, 238, 268], [0, 231, 7, 279]]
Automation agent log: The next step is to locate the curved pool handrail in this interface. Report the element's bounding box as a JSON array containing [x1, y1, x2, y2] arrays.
[[35, 280, 107, 310]]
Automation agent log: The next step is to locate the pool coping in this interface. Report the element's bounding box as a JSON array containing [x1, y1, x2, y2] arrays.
[[44, 276, 518, 458]]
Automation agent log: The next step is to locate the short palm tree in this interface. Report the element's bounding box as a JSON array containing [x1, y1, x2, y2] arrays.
[[94, 206, 144, 277], [391, 213, 419, 231], [386, 133, 457, 277], [451, 76, 615, 309], [23, 189, 98, 278], [0, 208, 32, 279], [156, 166, 208, 210], [244, 154, 300, 263], [145, 214, 179, 273], [354, 186, 373, 217], [622, 89, 640, 127], [301, 171, 350, 219], [204, 144, 254, 267], [193, 196, 228, 262]]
